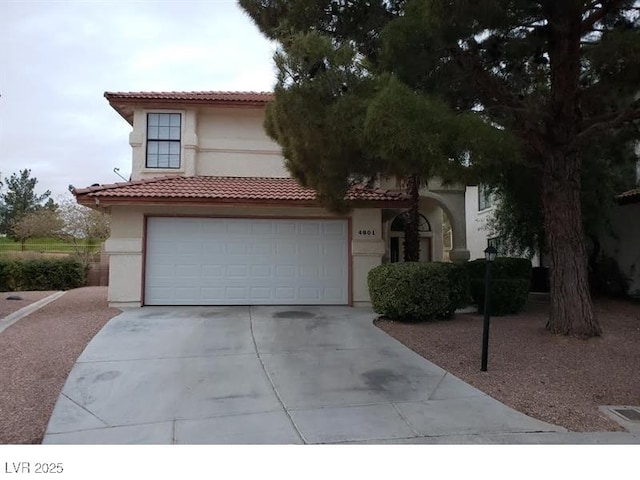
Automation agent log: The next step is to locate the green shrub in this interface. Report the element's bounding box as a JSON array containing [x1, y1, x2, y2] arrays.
[[465, 257, 532, 280], [466, 257, 532, 315], [0, 259, 24, 291], [469, 278, 531, 315], [0, 257, 85, 292], [367, 262, 469, 321]]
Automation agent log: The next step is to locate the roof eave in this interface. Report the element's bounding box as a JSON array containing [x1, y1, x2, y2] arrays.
[[616, 195, 640, 206], [74, 195, 410, 209], [104, 93, 272, 125]]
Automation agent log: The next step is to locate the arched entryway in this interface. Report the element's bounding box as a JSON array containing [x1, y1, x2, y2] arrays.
[[389, 211, 432, 262]]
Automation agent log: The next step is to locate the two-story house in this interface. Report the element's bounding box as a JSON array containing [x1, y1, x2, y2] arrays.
[[73, 91, 470, 308]]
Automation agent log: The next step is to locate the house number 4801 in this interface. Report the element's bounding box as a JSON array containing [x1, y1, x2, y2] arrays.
[[358, 229, 376, 236]]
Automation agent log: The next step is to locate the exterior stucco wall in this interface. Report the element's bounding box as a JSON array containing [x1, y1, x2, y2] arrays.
[[197, 152, 287, 177], [377, 176, 468, 262], [598, 203, 640, 298], [104, 205, 384, 308], [420, 201, 444, 261], [351, 208, 385, 306], [127, 105, 288, 181]]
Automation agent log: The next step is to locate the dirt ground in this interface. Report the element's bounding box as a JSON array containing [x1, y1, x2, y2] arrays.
[[1, 291, 56, 318], [0, 287, 119, 444], [376, 297, 640, 432]]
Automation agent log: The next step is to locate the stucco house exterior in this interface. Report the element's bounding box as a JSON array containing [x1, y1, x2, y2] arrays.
[[464, 185, 542, 262], [73, 91, 470, 308]]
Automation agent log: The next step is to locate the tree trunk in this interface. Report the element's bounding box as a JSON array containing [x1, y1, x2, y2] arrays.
[[403, 174, 420, 262], [537, 4, 600, 337], [541, 150, 601, 336]]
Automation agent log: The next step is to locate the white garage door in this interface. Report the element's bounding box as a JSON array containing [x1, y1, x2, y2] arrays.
[[145, 217, 349, 305]]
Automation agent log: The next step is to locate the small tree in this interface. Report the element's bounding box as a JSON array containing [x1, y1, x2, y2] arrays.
[[0, 169, 56, 234], [11, 210, 64, 250], [57, 196, 110, 241], [56, 196, 110, 262]]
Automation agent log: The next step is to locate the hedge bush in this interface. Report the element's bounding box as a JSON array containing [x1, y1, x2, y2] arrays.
[[367, 262, 469, 321], [466, 257, 532, 315], [0, 257, 86, 292], [469, 278, 531, 315], [465, 257, 532, 280]]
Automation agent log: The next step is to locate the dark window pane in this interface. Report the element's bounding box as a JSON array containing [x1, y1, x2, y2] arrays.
[[390, 237, 399, 263], [146, 114, 181, 168]]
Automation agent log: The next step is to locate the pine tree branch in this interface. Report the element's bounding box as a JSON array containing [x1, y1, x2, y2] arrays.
[[577, 98, 640, 139], [456, 41, 528, 116], [581, 0, 625, 34]]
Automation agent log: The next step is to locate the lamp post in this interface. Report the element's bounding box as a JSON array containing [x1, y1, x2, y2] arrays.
[[481, 245, 497, 372]]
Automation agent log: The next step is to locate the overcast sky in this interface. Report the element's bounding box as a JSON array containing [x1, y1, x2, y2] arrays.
[[0, 0, 276, 201]]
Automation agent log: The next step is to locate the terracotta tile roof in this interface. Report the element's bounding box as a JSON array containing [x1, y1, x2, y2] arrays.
[[105, 91, 274, 124], [104, 91, 274, 103], [73, 176, 409, 205], [617, 187, 640, 205]]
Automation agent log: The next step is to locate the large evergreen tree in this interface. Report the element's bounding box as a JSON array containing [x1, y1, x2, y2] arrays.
[[489, 127, 639, 261], [240, 0, 640, 336]]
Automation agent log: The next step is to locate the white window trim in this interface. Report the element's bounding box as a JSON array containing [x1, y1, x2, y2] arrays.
[[142, 109, 186, 173]]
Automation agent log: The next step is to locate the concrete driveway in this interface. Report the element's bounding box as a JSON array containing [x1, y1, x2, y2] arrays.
[[44, 305, 567, 444]]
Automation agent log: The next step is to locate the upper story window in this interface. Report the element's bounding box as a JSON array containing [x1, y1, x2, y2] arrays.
[[146, 113, 181, 169], [478, 184, 493, 211]]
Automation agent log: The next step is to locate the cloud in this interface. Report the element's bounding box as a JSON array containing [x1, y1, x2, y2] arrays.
[[0, 0, 276, 197]]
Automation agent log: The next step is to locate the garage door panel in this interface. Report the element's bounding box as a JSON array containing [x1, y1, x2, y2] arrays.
[[227, 222, 250, 235], [226, 242, 249, 255], [299, 223, 321, 235], [324, 222, 346, 235], [275, 222, 297, 235], [250, 287, 271, 299], [250, 222, 273, 235], [275, 287, 295, 300], [202, 243, 225, 255], [299, 265, 320, 278], [226, 287, 247, 299], [175, 287, 199, 299], [201, 265, 224, 277], [145, 217, 349, 305], [226, 265, 249, 277], [175, 265, 200, 277], [323, 287, 345, 300], [250, 241, 273, 255], [274, 265, 295, 278], [201, 287, 224, 299], [250, 265, 272, 277]]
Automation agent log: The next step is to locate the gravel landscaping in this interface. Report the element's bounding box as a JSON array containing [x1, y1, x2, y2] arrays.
[[0, 287, 119, 444], [376, 296, 640, 432], [0, 291, 57, 319]]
